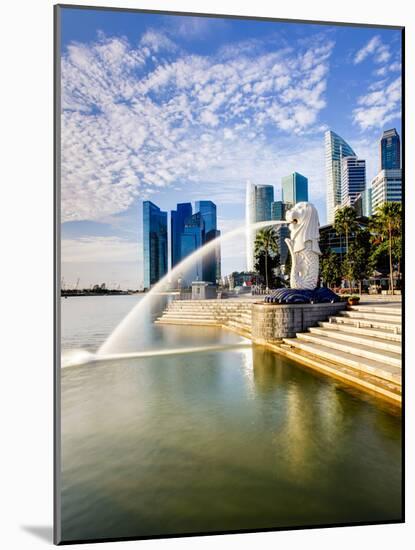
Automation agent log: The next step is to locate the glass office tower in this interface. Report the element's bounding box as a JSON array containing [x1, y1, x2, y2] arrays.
[[195, 201, 217, 233], [143, 201, 168, 289], [325, 130, 356, 224], [341, 156, 366, 206], [380, 128, 401, 170], [362, 187, 373, 217], [246, 182, 274, 271], [171, 203, 192, 268], [371, 169, 402, 211], [255, 185, 274, 221], [271, 200, 289, 266], [281, 172, 308, 205], [195, 201, 219, 284], [180, 212, 205, 284]]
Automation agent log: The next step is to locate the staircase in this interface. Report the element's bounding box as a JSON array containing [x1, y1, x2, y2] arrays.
[[281, 303, 402, 404], [155, 300, 253, 338]]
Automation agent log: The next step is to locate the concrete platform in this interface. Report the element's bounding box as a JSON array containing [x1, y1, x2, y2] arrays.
[[156, 298, 402, 405], [280, 302, 402, 403]]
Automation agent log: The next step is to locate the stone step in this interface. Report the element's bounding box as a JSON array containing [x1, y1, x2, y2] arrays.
[[308, 327, 401, 354], [163, 311, 251, 324], [295, 332, 401, 367], [282, 339, 401, 384], [318, 321, 401, 342], [277, 344, 401, 404], [330, 316, 401, 333], [159, 318, 222, 325], [170, 301, 252, 305], [226, 322, 251, 336], [168, 305, 252, 310], [349, 305, 401, 315], [227, 320, 251, 330], [164, 311, 223, 319], [339, 311, 401, 323], [167, 308, 252, 315], [163, 311, 250, 319], [155, 318, 219, 326]]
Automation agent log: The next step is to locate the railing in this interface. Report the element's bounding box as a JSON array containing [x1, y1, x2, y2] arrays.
[[177, 290, 192, 301], [251, 288, 269, 295]]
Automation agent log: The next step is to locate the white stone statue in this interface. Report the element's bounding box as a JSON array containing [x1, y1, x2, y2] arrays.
[[285, 202, 321, 290]]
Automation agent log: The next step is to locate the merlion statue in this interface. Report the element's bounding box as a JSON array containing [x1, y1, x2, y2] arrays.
[[285, 202, 321, 290]]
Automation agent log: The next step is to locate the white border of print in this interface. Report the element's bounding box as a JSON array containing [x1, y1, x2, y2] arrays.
[[1, 0, 412, 549]]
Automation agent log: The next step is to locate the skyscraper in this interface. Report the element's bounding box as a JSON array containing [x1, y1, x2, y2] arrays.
[[341, 156, 366, 206], [255, 185, 274, 221], [380, 128, 401, 170], [245, 182, 274, 271], [325, 130, 356, 224], [371, 169, 402, 212], [203, 228, 221, 284], [281, 172, 308, 205], [361, 187, 373, 218], [180, 212, 204, 283], [195, 200, 219, 284], [271, 201, 289, 266], [353, 188, 373, 218], [271, 201, 286, 221], [143, 201, 168, 289], [171, 202, 192, 268], [195, 200, 217, 233]]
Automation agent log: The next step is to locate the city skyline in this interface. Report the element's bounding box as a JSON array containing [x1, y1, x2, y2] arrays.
[[59, 7, 402, 288]]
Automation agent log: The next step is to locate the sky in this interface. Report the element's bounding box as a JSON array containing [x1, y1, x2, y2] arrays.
[[59, 7, 402, 289]]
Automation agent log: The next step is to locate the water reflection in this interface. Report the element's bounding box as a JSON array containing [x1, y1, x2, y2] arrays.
[[61, 345, 401, 542]]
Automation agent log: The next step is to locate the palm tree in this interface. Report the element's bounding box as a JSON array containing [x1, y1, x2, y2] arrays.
[[254, 227, 279, 290], [370, 202, 402, 294], [334, 206, 358, 255]]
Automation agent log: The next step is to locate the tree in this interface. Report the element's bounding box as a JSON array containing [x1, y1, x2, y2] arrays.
[[393, 234, 402, 278], [342, 228, 373, 293], [254, 227, 279, 290], [320, 251, 342, 288], [334, 206, 359, 256], [370, 202, 402, 294]]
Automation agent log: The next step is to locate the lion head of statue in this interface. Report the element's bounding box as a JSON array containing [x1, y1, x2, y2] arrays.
[[285, 202, 321, 254]]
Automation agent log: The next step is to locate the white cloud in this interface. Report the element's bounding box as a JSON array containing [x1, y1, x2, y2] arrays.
[[140, 29, 177, 53], [62, 236, 138, 263], [61, 33, 335, 222], [375, 60, 401, 77], [353, 76, 401, 130], [354, 36, 381, 64], [352, 35, 401, 131], [354, 35, 391, 67], [167, 16, 226, 40]]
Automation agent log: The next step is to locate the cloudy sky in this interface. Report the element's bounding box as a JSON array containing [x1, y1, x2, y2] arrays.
[[60, 7, 402, 289]]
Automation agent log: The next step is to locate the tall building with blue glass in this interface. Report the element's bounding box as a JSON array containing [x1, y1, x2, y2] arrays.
[[143, 201, 168, 289], [281, 172, 308, 204], [171, 203, 192, 268], [195, 200, 217, 233], [380, 128, 400, 170], [246, 183, 274, 270], [180, 212, 205, 283], [341, 156, 366, 206], [325, 130, 356, 224], [195, 201, 219, 284], [271, 200, 290, 266], [254, 185, 274, 221]]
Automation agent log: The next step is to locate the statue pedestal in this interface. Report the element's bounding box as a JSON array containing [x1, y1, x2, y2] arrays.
[[251, 301, 345, 343]]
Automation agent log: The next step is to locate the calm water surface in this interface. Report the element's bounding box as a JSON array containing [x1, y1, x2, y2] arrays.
[[60, 296, 402, 542]]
